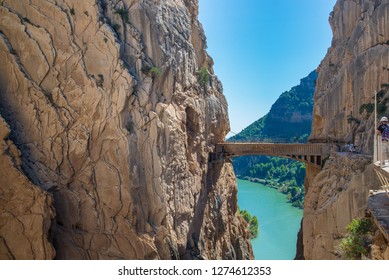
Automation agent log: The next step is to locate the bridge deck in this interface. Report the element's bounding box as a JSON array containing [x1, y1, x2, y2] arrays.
[[214, 142, 333, 166]]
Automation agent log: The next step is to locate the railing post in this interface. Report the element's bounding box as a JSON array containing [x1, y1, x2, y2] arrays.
[[374, 90, 378, 163], [374, 134, 378, 163], [378, 135, 383, 167]]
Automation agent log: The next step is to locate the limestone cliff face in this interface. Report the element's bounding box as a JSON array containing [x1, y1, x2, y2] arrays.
[[0, 116, 55, 259], [311, 0, 389, 152], [303, 154, 379, 259], [0, 0, 252, 259], [305, 0, 389, 259]]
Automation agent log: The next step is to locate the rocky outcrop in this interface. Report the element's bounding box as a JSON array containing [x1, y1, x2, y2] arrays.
[[0, 0, 252, 259], [305, 0, 389, 259], [310, 0, 389, 153], [0, 116, 55, 259], [303, 154, 379, 259], [369, 226, 389, 259]]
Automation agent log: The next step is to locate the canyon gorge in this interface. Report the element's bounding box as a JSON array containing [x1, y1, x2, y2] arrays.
[[1, 0, 389, 260], [0, 0, 251, 259]]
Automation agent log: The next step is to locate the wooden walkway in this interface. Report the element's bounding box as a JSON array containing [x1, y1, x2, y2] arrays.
[[213, 142, 334, 166]]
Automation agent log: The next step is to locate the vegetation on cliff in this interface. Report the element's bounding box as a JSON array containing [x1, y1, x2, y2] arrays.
[[340, 218, 374, 260], [0, 0, 253, 260], [229, 70, 316, 142], [230, 71, 317, 208], [240, 209, 259, 239], [234, 157, 306, 208]]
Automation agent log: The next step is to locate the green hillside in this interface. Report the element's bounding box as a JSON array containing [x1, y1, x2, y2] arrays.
[[230, 70, 317, 142], [230, 70, 317, 208]]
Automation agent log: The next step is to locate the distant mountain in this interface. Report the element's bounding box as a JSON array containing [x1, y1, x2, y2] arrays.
[[229, 70, 317, 142], [230, 70, 317, 208]]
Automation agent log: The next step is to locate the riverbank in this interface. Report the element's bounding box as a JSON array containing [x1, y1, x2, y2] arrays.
[[236, 175, 304, 209], [237, 175, 269, 185]]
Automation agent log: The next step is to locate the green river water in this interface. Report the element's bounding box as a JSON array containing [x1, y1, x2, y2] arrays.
[[237, 179, 303, 260]]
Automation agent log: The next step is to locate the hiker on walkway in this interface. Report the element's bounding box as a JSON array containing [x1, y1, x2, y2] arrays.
[[376, 116, 389, 165]]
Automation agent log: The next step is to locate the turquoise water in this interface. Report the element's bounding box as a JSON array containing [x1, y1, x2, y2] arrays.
[[237, 179, 303, 260]]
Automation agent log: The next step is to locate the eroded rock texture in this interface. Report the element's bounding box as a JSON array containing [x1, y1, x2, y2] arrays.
[[0, 116, 55, 259], [0, 0, 252, 259], [311, 0, 389, 153], [304, 0, 389, 259], [303, 154, 379, 259]]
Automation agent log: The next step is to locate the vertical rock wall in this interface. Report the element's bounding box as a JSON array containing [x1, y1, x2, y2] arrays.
[[303, 154, 379, 259], [0, 116, 55, 259], [0, 0, 252, 259], [305, 0, 389, 259], [311, 0, 389, 153]]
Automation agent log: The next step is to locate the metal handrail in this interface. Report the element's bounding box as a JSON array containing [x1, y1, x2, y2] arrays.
[[373, 133, 389, 196]]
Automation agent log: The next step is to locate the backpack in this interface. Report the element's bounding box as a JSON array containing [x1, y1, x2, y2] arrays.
[[382, 125, 389, 140]]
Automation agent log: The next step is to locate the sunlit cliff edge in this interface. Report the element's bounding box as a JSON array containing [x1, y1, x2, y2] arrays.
[[1, 0, 389, 261], [302, 0, 389, 259], [0, 0, 252, 259]]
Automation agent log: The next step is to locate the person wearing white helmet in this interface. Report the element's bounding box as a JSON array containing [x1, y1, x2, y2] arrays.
[[376, 116, 389, 165]]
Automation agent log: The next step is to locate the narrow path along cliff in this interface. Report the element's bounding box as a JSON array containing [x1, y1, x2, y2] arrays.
[[301, 0, 389, 259], [1, 0, 389, 261]]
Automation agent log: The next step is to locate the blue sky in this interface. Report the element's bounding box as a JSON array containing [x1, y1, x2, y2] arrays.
[[198, 0, 337, 136]]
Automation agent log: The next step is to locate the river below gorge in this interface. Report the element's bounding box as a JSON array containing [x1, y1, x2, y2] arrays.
[[237, 179, 303, 260]]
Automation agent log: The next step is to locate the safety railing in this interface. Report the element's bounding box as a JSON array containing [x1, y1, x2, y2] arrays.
[[373, 169, 389, 198], [374, 134, 389, 167], [373, 134, 389, 197], [226, 138, 304, 144]]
